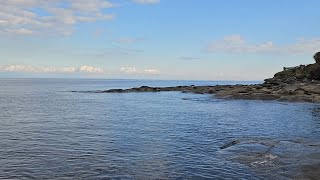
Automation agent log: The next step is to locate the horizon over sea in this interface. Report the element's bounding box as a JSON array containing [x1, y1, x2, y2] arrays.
[[1, 78, 320, 179]]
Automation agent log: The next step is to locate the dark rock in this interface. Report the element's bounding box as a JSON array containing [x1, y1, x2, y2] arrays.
[[220, 140, 240, 149], [314, 52, 320, 64], [299, 85, 320, 94], [305, 63, 320, 80], [104, 89, 123, 93]]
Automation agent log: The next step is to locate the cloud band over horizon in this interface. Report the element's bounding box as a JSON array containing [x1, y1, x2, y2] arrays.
[[0, 64, 105, 74]]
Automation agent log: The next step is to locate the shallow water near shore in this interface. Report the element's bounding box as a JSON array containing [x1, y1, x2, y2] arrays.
[[0, 78, 320, 179]]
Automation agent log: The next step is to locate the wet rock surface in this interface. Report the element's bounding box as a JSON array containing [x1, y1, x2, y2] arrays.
[[218, 137, 320, 179]]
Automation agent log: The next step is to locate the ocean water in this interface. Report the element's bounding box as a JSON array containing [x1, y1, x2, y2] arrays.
[[0, 78, 320, 179]]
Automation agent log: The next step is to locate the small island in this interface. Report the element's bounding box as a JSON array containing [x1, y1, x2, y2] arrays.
[[102, 52, 320, 103]]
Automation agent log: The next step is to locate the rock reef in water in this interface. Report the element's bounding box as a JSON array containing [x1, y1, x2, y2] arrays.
[[101, 53, 320, 103], [219, 137, 320, 179]]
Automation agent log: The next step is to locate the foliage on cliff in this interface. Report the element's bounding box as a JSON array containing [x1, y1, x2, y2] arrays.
[[270, 64, 320, 84], [265, 53, 320, 84], [314, 52, 320, 64]]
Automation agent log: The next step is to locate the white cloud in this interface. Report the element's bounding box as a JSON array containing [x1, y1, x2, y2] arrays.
[[179, 56, 201, 60], [206, 35, 320, 55], [0, 0, 161, 35], [0, 0, 115, 36], [207, 35, 274, 54], [120, 67, 160, 75], [71, 0, 113, 12], [133, 0, 160, 4], [144, 68, 160, 75], [120, 67, 137, 73], [223, 35, 245, 44], [6, 28, 34, 35], [0, 64, 105, 74], [78, 65, 104, 73], [99, 47, 143, 56], [116, 38, 145, 44], [283, 38, 320, 54]]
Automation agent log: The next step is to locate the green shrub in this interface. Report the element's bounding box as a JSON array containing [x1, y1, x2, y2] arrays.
[[314, 52, 320, 63]]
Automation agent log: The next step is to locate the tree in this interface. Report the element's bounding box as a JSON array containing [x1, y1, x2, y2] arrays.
[[314, 52, 320, 63]]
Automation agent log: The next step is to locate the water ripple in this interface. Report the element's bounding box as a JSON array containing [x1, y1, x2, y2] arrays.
[[0, 79, 319, 179]]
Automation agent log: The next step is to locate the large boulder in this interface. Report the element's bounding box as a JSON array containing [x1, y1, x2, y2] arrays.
[[305, 63, 320, 80], [314, 52, 320, 64]]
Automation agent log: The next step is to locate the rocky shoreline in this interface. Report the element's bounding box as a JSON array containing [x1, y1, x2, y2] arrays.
[[99, 55, 320, 103], [100, 82, 320, 103]]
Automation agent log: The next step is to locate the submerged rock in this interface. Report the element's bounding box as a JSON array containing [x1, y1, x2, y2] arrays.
[[220, 140, 240, 149], [219, 137, 320, 179]]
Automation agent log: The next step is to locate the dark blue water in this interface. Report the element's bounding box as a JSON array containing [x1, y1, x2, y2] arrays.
[[0, 79, 319, 179]]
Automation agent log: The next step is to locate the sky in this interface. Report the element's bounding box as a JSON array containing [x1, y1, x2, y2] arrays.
[[0, 0, 320, 80]]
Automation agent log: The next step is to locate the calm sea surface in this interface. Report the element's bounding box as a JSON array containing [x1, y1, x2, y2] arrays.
[[0, 78, 319, 179]]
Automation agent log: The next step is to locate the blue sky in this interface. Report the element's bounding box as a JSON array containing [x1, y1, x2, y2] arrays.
[[0, 0, 319, 80]]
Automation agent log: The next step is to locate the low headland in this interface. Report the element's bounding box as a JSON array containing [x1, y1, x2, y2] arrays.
[[102, 52, 320, 103]]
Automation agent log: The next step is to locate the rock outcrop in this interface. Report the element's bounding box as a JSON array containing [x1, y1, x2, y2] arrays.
[[97, 55, 320, 103]]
